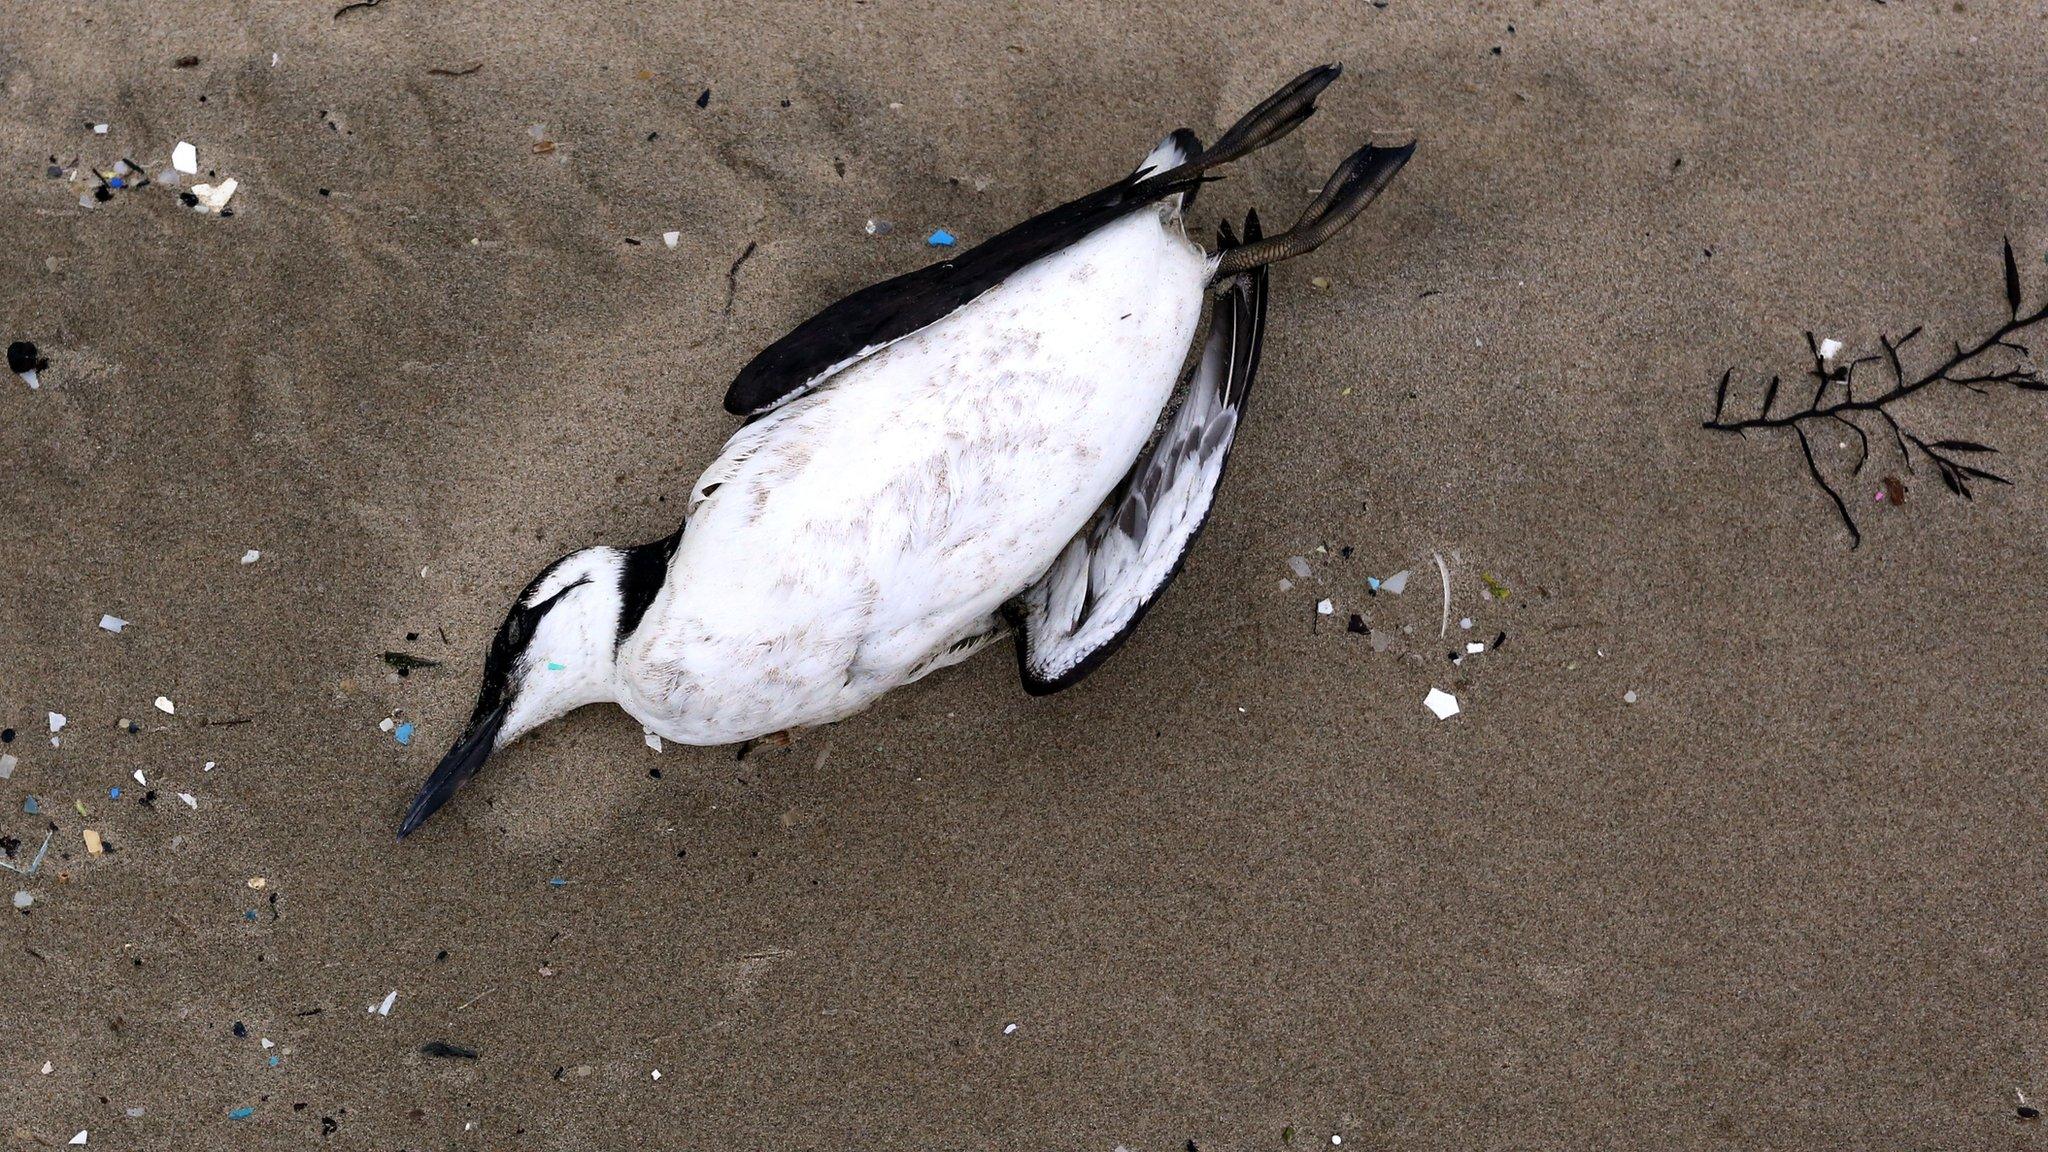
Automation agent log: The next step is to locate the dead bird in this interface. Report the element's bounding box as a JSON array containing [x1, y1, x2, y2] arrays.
[[398, 65, 1413, 838]]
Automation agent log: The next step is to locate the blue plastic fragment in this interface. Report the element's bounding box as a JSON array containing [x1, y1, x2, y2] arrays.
[[547, 661, 565, 671], [22, 797, 36, 814], [228, 1106, 254, 1120], [548, 877, 566, 888], [109, 787, 121, 799], [927, 229, 956, 247], [110, 177, 125, 189], [243, 909, 257, 921], [267, 1055, 279, 1067], [1366, 576, 1381, 592], [393, 722, 414, 746]]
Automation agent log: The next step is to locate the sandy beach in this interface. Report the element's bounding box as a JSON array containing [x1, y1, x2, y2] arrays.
[[4, 1, 2047, 1147]]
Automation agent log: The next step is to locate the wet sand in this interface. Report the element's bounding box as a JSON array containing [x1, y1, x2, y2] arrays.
[[3, 1, 2047, 1147]]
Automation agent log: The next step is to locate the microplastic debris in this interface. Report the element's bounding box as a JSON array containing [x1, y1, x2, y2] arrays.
[[98, 614, 127, 634], [178, 793, 197, 808], [204, 761, 215, 771], [1460, 617, 1473, 630], [93, 122, 108, 134], [23, 797, 38, 814], [1466, 642, 1485, 654], [643, 728, 663, 752], [247, 876, 267, 889], [123, 1108, 143, 1119], [190, 178, 237, 212], [1346, 613, 1368, 634], [1432, 551, 1451, 636], [546, 661, 565, 671], [154, 696, 175, 714], [0, 754, 14, 780], [394, 723, 414, 746], [240, 549, 261, 564], [227, 1107, 254, 1120], [1316, 599, 1334, 616], [109, 788, 120, 799], [1366, 576, 1380, 592], [652, 1068, 663, 1080], [1277, 579, 1293, 592], [1623, 690, 1638, 704], [1286, 556, 1312, 579], [70, 1132, 87, 1145], [1423, 687, 1461, 720], [172, 141, 198, 175], [42, 1062, 52, 1074], [1817, 337, 1843, 361], [1332, 1138, 1342, 1147], [381, 650, 439, 672], [133, 769, 146, 785], [1003, 1023, 1019, 1035], [663, 231, 680, 249], [864, 219, 892, 236], [548, 877, 567, 888], [420, 1041, 478, 1059], [372, 990, 398, 1016], [261, 1038, 273, 1049], [1481, 573, 1510, 600], [1382, 570, 1410, 595], [927, 229, 956, 246], [48, 712, 66, 734], [1311, 276, 1330, 289], [11, 891, 28, 909], [379, 718, 395, 733], [83, 829, 104, 855]]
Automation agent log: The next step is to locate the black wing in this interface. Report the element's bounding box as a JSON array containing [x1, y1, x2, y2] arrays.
[[1008, 231, 1269, 694], [723, 164, 1205, 417]]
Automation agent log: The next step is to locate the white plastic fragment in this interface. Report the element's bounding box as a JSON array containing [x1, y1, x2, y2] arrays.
[[1316, 599, 1334, 615], [1276, 579, 1293, 592], [178, 792, 198, 809], [1466, 642, 1485, 654], [93, 123, 108, 134], [1623, 690, 1638, 705], [154, 696, 175, 714], [172, 141, 199, 175], [70, 1132, 88, 1146], [379, 717, 395, 733], [204, 761, 215, 771], [0, 753, 14, 779], [48, 712, 66, 734], [21, 368, 40, 389], [1286, 556, 1312, 579], [662, 231, 680, 249], [643, 728, 663, 752], [370, 990, 398, 1016], [241, 549, 261, 564], [98, 614, 127, 633], [1423, 687, 1461, 720], [190, 178, 237, 212], [1382, 569, 1410, 595], [1003, 1023, 1018, 1035], [1432, 551, 1451, 637], [132, 769, 146, 785], [11, 891, 29, 909], [651, 1069, 662, 1080], [261, 1038, 274, 1049], [1817, 337, 1843, 361], [1460, 617, 1473, 630], [41, 1061, 52, 1074]]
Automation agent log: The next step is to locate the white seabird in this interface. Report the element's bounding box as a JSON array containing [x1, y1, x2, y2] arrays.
[[398, 64, 1413, 837]]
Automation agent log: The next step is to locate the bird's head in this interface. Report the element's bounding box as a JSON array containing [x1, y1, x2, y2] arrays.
[[396, 544, 640, 839]]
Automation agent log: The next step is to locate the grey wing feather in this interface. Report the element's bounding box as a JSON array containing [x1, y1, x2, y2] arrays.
[[1009, 249, 1269, 694]]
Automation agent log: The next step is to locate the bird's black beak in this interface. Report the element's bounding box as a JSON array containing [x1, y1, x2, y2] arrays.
[[396, 704, 506, 840]]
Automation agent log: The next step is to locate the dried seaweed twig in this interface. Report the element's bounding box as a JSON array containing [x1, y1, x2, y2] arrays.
[[1703, 239, 2048, 547]]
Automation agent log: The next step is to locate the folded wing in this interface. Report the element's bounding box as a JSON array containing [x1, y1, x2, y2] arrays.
[[1009, 228, 1269, 694]]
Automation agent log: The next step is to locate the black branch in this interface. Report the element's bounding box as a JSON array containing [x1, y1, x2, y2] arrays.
[[1704, 239, 2048, 547]]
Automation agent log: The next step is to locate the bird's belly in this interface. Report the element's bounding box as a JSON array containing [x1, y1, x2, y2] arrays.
[[626, 212, 1212, 743]]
